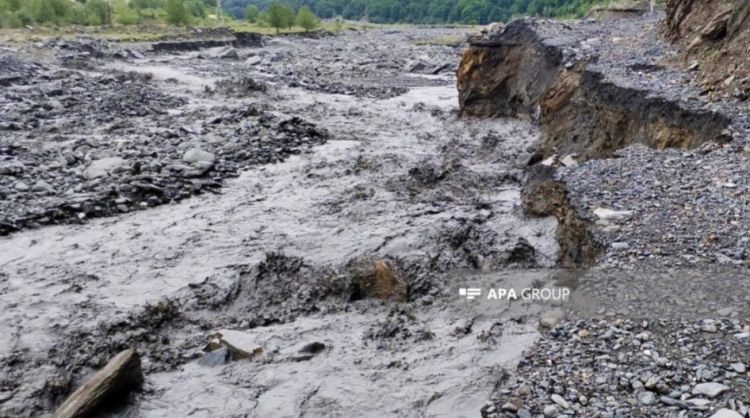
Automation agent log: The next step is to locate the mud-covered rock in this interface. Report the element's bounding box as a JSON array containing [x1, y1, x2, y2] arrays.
[[348, 259, 409, 302]]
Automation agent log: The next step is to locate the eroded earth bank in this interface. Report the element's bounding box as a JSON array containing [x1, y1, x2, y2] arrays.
[[0, 6, 749, 418]]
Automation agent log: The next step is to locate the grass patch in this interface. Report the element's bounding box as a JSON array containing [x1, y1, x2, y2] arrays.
[[0, 19, 478, 45]]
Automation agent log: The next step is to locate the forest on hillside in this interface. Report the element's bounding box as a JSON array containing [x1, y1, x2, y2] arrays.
[[0, 0, 217, 27], [224, 0, 605, 24]]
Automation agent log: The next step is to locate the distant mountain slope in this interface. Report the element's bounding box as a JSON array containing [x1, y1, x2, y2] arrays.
[[223, 0, 604, 24]]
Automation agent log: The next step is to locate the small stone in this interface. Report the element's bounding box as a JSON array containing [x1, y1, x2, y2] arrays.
[[543, 405, 559, 417], [515, 383, 531, 396], [709, 409, 743, 418], [700, 321, 718, 332], [198, 347, 230, 367], [517, 409, 532, 418], [183, 148, 216, 164], [84, 157, 126, 179], [540, 155, 558, 166], [246, 56, 262, 65], [208, 330, 263, 360], [13, 181, 30, 192], [217, 47, 239, 59], [32, 180, 55, 193], [717, 307, 734, 317], [593, 207, 633, 221], [611, 242, 630, 251], [0, 391, 12, 402], [645, 376, 659, 389], [692, 382, 730, 398], [638, 391, 656, 405], [0, 160, 25, 175], [551, 394, 569, 409], [730, 363, 746, 373], [500, 402, 517, 412], [540, 308, 564, 328], [560, 154, 578, 167]]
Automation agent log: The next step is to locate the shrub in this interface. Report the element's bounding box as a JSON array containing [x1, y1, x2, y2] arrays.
[[164, 0, 189, 25], [114, 0, 140, 25]]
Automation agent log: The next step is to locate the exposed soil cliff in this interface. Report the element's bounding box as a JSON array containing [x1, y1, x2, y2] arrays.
[[458, 18, 731, 162], [665, 0, 750, 99], [521, 165, 600, 267]]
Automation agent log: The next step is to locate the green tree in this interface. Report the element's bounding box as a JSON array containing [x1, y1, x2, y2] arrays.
[[164, 0, 189, 25], [295, 5, 319, 31], [283, 4, 294, 28], [244, 4, 258, 21], [267, 1, 287, 33]]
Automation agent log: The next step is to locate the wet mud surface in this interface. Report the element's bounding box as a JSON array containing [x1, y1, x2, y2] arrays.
[[1, 25, 749, 418]]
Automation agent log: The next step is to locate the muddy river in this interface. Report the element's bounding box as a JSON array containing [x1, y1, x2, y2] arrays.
[[0, 28, 573, 417]]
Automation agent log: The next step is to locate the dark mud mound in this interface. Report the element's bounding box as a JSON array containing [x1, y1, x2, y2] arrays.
[[224, 252, 347, 327], [151, 30, 265, 53], [363, 306, 435, 348], [0, 54, 44, 86], [212, 76, 268, 96]]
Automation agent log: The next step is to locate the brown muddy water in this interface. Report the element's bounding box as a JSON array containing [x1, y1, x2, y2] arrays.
[[0, 29, 568, 417]]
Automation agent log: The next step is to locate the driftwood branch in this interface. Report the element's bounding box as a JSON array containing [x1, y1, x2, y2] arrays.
[[53, 348, 143, 418]]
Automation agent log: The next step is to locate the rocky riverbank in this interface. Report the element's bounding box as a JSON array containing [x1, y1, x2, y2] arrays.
[[457, 6, 750, 418], [458, 11, 750, 269]]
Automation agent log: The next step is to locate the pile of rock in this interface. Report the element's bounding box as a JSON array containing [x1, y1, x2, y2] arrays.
[[0, 54, 328, 235], [482, 318, 750, 418]]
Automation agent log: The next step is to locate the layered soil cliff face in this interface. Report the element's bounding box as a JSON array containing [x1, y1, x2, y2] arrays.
[[521, 165, 600, 267], [665, 0, 750, 99], [458, 18, 731, 162]]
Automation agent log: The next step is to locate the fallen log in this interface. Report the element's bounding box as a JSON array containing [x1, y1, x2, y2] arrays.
[[53, 348, 143, 418]]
